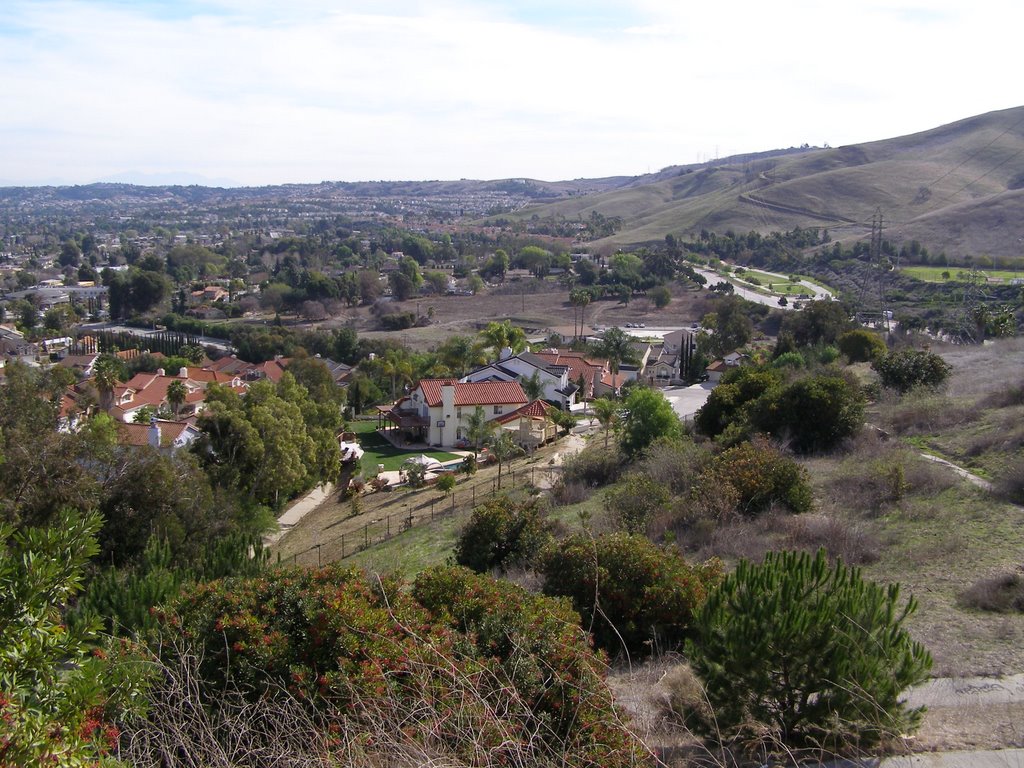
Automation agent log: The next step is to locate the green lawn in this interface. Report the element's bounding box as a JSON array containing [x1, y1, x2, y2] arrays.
[[727, 268, 833, 296], [347, 419, 462, 471], [900, 265, 1024, 283]]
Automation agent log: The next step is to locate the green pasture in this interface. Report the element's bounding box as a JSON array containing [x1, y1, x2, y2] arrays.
[[900, 265, 1023, 283]]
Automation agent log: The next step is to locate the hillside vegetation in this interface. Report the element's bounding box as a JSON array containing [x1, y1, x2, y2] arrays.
[[502, 106, 1024, 259]]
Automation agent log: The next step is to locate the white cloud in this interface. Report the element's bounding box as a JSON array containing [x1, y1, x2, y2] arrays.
[[0, 0, 1020, 185]]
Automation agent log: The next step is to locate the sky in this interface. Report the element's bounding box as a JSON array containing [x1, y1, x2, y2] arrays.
[[0, 0, 1020, 187]]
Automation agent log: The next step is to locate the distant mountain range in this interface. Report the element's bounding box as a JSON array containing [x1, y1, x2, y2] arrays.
[[3, 106, 1022, 258]]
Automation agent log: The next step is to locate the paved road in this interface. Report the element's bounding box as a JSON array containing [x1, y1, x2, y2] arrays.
[[693, 267, 834, 309], [882, 749, 1024, 767]]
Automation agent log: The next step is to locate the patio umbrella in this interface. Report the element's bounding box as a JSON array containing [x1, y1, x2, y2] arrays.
[[406, 454, 442, 470]]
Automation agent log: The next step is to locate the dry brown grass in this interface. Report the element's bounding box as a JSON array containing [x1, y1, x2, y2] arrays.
[[125, 644, 652, 768], [961, 568, 1024, 613], [324, 279, 714, 351]]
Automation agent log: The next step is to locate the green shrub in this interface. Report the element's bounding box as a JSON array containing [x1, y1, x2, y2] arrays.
[[694, 367, 782, 439], [539, 533, 722, 658], [752, 374, 864, 453], [686, 549, 931, 757], [619, 387, 683, 458], [561, 441, 626, 487], [698, 437, 813, 515], [0, 510, 151, 766], [157, 564, 645, 767], [435, 472, 456, 496], [453, 495, 552, 574], [873, 348, 952, 393], [818, 345, 840, 364], [771, 351, 805, 369], [837, 329, 887, 363], [603, 474, 672, 534]]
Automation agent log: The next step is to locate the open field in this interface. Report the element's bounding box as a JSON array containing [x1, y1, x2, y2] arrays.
[[317, 279, 718, 350], [900, 265, 1024, 283]]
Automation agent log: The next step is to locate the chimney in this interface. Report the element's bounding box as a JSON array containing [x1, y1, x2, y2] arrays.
[[148, 416, 162, 449], [156, 367, 165, 376], [179, 367, 188, 378]]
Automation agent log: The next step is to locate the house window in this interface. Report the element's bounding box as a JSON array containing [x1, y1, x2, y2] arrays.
[[493, 405, 503, 415], [456, 407, 462, 418], [456, 427, 464, 440]]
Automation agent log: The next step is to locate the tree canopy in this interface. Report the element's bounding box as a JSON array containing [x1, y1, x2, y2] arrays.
[[619, 387, 683, 458]]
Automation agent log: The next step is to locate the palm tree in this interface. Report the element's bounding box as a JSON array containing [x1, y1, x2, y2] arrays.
[[521, 370, 544, 402], [569, 288, 591, 339], [166, 379, 187, 418], [92, 354, 121, 412], [590, 397, 619, 450], [479, 320, 527, 361], [381, 350, 413, 401], [439, 335, 487, 377], [595, 327, 637, 377]]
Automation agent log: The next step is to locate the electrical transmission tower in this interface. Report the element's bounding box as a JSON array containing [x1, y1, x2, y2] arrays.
[[870, 207, 891, 333]]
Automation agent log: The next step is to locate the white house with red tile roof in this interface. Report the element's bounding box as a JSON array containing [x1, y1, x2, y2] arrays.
[[190, 285, 229, 305], [386, 378, 528, 448], [533, 350, 609, 400], [109, 366, 245, 422]]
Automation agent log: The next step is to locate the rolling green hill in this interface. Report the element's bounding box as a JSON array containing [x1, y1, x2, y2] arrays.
[[499, 106, 1024, 259]]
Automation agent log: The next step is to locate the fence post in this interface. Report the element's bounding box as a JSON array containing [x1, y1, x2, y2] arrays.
[[431, 500, 435, 520], [364, 523, 369, 549], [316, 543, 322, 568], [387, 514, 391, 538], [340, 533, 345, 559]]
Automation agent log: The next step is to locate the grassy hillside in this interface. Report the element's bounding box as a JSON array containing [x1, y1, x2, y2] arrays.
[[499, 106, 1024, 260]]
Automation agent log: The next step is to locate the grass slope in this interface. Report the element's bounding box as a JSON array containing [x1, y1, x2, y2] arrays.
[[499, 106, 1024, 259]]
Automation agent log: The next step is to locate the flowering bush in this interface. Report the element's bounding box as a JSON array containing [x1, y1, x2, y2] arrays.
[[155, 563, 646, 767]]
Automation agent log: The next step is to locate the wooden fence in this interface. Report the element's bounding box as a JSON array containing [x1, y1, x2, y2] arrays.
[[279, 464, 561, 567]]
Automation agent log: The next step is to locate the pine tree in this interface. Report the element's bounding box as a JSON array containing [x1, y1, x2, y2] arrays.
[[686, 549, 931, 756]]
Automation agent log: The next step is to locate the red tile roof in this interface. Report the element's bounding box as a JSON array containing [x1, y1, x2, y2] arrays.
[[416, 379, 527, 408], [416, 379, 459, 406], [534, 351, 607, 397], [494, 399, 556, 425]]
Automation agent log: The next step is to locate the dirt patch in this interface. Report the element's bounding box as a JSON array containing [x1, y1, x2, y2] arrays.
[[318, 280, 713, 350]]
